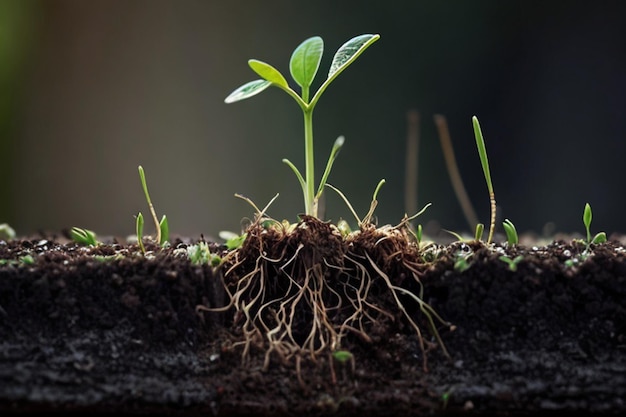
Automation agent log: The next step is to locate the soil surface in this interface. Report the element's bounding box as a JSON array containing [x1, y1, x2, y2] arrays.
[[1, 226, 625, 416]]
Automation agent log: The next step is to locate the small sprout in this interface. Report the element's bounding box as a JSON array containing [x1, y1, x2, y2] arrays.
[[0, 223, 16, 241], [474, 223, 484, 242], [583, 203, 607, 246], [136, 212, 145, 254], [472, 116, 496, 244], [20, 254, 35, 265], [226, 34, 380, 218], [187, 242, 221, 266], [159, 215, 169, 247], [453, 244, 473, 272], [337, 219, 352, 237], [70, 227, 99, 246], [416, 224, 423, 243], [332, 350, 353, 363], [502, 219, 519, 245], [219, 230, 247, 250], [498, 255, 523, 272], [138, 165, 169, 247]]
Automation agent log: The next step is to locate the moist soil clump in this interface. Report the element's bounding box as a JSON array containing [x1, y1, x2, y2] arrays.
[[1, 222, 625, 416]]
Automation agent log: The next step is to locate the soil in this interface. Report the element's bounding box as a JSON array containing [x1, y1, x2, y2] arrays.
[[1, 220, 625, 416]]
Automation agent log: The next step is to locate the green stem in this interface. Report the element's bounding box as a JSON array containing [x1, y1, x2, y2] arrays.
[[303, 108, 315, 216]]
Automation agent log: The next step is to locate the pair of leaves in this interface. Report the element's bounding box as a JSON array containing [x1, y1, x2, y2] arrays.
[[224, 34, 379, 106]]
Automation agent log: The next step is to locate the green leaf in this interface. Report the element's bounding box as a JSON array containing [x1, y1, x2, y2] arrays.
[[70, 227, 98, 246], [583, 203, 592, 231], [224, 79, 272, 103], [502, 219, 519, 245], [136, 212, 145, 254], [0, 223, 16, 240], [159, 215, 169, 247], [248, 59, 289, 89], [290, 36, 323, 89], [327, 34, 379, 80]]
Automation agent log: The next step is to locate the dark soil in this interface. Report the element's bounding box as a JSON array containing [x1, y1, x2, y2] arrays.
[[1, 222, 625, 416]]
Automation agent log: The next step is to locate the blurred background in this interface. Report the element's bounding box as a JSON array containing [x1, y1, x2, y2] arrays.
[[1, 0, 625, 241]]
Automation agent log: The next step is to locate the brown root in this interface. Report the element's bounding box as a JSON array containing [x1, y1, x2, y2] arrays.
[[202, 216, 452, 374]]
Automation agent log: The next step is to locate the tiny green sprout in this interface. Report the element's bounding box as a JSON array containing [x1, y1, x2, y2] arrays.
[[218, 230, 247, 250], [453, 246, 473, 272], [225, 34, 380, 218], [337, 219, 352, 237], [472, 116, 496, 244], [70, 227, 99, 246], [20, 254, 35, 265], [416, 224, 423, 243], [136, 212, 145, 253], [0, 223, 16, 241], [498, 255, 523, 272], [187, 241, 221, 267], [502, 219, 519, 245], [137, 165, 169, 247], [474, 223, 484, 242], [332, 350, 354, 363], [583, 203, 607, 246]]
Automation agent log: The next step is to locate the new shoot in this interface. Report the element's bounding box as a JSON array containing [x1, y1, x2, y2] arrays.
[[225, 34, 380, 218]]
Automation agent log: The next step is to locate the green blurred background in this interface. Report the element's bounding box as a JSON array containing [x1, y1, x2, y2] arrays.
[[1, 0, 625, 240]]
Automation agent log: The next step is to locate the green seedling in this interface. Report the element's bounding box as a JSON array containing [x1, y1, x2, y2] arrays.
[[218, 230, 247, 250], [583, 203, 607, 246], [472, 116, 496, 244], [137, 165, 169, 248], [70, 227, 99, 246], [225, 34, 380, 218], [135, 212, 145, 253], [332, 350, 354, 364], [0, 223, 16, 241], [499, 255, 523, 271], [187, 241, 221, 267], [502, 219, 519, 245], [474, 223, 484, 242]]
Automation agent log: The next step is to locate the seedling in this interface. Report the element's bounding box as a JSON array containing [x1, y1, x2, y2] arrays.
[[187, 241, 221, 267], [502, 219, 519, 245], [474, 223, 484, 242], [135, 212, 145, 253], [225, 34, 380, 218], [0, 223, 16, 241], [70, 227, 99, 246], [453, 244, 473, 272], [137, 165, 169, 248], [219, 230, 247, 251], [472, 116, 496, 244], [583, 203, 607, 247], [499, 255, 523, 271]]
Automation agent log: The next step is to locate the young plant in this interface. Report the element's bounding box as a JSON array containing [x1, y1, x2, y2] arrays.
[[472, 116, 496, 244], [137, 165, 169, 249], [225, 34, 380, 218], [70, 227, 99, 246], [502, 218, 519, 245], [499, 255, 523, 272], [583, 203, 607, 246], [0, 223, 15, 241]]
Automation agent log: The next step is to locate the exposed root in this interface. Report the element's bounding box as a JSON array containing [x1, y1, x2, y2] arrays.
[[199, 216, 453, 375]]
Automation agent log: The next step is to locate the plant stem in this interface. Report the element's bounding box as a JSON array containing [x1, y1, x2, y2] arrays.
[[303, 108, 316, 216]]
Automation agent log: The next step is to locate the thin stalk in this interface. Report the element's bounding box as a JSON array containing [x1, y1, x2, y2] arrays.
[[303, 109, 316, 217], [472, 116, 496, 244], [138, 166, 161, 244]]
